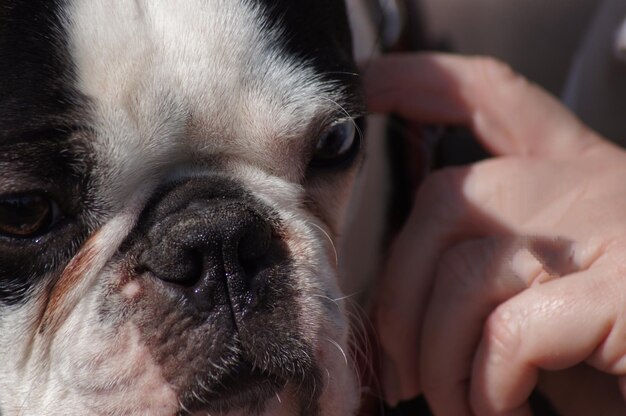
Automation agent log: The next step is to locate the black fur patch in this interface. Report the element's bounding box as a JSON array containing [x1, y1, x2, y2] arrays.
[[256, 0, 364, 115], [0, 1, 90, 305]]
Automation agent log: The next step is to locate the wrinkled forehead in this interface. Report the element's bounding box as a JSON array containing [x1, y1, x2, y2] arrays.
[[68, 0, 360, 160], [1, 0, 362, 183]]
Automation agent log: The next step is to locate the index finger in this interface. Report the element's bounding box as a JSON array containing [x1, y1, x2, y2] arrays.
[[470, 269, 620, 415], [362, 53, 600, 159]]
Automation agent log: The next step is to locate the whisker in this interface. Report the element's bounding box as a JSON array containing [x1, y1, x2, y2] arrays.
[[322, 71, 360, 78], [332, 291, 362, 302], [324, 337, 349, 368], [317, 95, 354, 121], [178, 398, 193, 415], [308, 221, 339, 267], [307, 373, 318, 410]]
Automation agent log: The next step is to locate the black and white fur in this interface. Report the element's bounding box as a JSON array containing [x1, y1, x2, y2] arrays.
[[0, 1, 366, 415]]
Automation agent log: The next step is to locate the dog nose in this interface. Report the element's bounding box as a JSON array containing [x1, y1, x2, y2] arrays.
[[139, 200, 277, 314]]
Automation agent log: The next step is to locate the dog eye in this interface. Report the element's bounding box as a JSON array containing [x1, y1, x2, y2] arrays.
[[0, 193, 61, 238], [310, 119, 360, 168]]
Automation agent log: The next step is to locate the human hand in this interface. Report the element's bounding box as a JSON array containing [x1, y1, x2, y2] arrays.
[[365, 53, 626, 415]]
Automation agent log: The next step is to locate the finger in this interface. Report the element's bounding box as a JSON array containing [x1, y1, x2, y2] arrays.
[[376, 161, 546, 404], [363, 53, 600, 159], [469, 267, 619, 416], [420, 236, 577, 416], [377, 155, 605, 404], [376, 166, 510, 404], [376, 167, 468, 404]]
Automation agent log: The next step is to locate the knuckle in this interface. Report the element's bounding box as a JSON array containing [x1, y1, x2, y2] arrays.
[[472, 55, 518, 83], [589, 301, 626, 373], [415, 167, 468, 219], [469, 55, 527, 99], [483, 304, 523, 358], [437, 242, 481, 292]]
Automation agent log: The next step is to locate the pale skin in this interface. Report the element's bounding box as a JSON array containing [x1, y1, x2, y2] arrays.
[[364, 53, 626, 415]]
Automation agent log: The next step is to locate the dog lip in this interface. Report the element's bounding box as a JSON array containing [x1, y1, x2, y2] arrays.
[[186, 360, 284, 413], [184, 355, 323, 415], [215, 361, 283, 395]]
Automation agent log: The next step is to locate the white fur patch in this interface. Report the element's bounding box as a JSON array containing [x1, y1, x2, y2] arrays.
[[0, 207, 174, 415], [63, 0, 346, 205]]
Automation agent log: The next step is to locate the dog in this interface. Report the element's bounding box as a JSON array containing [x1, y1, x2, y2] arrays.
[[0, 1, 369, 414]]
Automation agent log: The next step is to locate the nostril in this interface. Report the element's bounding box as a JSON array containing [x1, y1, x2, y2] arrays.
[[177, 249, 204, 286], [139, 247, 204, 287], [237, 220, 272, 278]]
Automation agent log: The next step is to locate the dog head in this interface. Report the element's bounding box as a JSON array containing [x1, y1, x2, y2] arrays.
[[0, 1, 365, 415]]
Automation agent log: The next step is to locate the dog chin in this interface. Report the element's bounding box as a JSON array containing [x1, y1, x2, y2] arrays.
[[3, 283, 358, 416], [52, 314, 357, 416], [58, 325, 355, 416]]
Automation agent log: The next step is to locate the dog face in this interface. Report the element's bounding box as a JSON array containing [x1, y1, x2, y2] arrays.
[[0, 1, 365, 415]]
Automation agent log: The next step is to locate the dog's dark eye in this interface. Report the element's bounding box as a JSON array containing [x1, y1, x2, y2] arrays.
[[0, 193, 60, 238], [311, 119, 361, 168]]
